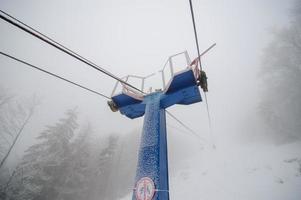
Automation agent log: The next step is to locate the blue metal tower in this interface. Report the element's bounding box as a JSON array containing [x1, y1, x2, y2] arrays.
[[109, 51, 205, 200]]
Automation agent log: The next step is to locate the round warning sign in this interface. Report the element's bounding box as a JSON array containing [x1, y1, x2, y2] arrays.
[[135, 177, 155, 200]]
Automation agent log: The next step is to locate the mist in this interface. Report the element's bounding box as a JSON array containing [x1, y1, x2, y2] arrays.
[[0, 0, 300, 199]]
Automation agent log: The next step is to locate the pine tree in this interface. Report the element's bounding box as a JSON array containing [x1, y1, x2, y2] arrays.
[[90, 135, 119, 200], [58, 123, 93, 200], [6, 108, 78, 200], [260, 0, 301, 143]]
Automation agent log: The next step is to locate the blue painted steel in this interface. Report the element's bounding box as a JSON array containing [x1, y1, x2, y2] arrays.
[[132, 92, 169, 200], [119, 103, 146, 119], [160, 85, 201, 109], [111, 68, 203, 199], [112, 93, 142, 108], [112, 93, 145, 118], [165, 69, 196, 94], [113, 69, 202, 119]]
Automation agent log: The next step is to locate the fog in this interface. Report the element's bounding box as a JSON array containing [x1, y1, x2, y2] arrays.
[[0, 0, 300, 199]]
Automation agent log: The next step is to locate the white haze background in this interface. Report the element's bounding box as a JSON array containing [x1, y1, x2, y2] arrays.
[[0, 0, 300, 199]]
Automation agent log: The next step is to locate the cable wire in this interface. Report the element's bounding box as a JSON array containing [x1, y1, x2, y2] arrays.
[[166, 122, 207, 144], [0, 9, 143, 93], [188, 0, 202, 70], [166, 110, 202, 140], [0, 9, 210, 146], [1, 48, 209, 146], [0, 108, 33, 170], [188, 0, 215, 148], [0, 51, 111, 99]]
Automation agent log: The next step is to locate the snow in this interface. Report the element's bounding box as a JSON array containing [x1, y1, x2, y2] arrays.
[[119, 141, 301, 200], [119, 193, 132, 200]]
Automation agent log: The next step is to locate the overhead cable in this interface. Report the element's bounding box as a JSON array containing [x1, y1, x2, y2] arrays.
[[188, 0, 215, 148], [0, 51, 111, 99], [0, 108, 33, 170], [0, 10, 143, 93], [166, 110, 203, 140], [0, 10, 205, 143], [166, 122, 207, 144], [188, 0, 202, 70]]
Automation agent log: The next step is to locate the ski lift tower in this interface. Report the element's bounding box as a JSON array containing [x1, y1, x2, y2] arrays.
[[109, 46, 214, 200]]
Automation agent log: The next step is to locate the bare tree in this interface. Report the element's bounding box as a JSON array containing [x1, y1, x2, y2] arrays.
[[0, 94, 39, 170]]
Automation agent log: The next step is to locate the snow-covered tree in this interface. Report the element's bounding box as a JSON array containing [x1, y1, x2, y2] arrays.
[[260, 0, 301, 143], [5, 108, 78, 200], [90, 135, 119, 200], [107, 131, 140, 200], [0, 93, 38, 169], [57, 123, 93, 200], [3, 107, 129, 200]]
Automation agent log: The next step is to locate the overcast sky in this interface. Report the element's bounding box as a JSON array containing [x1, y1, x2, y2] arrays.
[[0, 0, 295, 165]]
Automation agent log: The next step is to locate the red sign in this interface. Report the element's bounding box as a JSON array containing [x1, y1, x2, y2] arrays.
[[135, 177, 155, 200]]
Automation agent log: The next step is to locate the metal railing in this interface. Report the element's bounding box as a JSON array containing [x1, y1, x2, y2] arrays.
[[110, 42, 217, 98]]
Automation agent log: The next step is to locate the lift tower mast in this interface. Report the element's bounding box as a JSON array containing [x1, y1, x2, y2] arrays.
[[109, 49, 212, 200]]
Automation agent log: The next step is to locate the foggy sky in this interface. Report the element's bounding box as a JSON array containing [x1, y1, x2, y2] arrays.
[[0, 0, 294, 166]]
